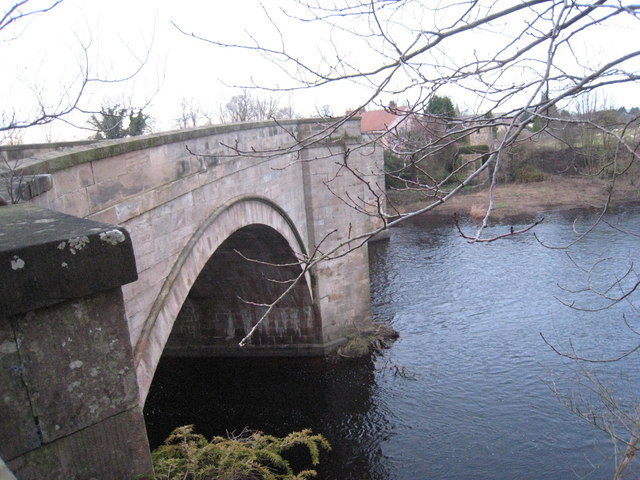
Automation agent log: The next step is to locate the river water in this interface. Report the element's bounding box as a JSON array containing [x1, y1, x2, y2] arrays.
[[145, 205, 640, 479]]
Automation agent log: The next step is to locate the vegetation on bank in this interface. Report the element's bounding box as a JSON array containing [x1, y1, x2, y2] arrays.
[[337, 323, 400, 358], [147, 425, 330, 480], [384, 101, 640, 196]]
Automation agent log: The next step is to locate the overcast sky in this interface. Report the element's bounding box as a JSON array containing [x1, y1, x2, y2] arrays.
[[2, 0, 359, 141], [2, 0, 639, 142]]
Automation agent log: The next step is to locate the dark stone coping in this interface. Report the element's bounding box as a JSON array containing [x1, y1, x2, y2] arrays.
[[0, 204, 138, 315]]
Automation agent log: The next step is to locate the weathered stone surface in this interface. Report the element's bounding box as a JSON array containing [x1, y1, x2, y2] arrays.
[[0, 321, 40, 460], [11, 288, 139, 444], [7, 406, 152, 480], [0, 203, 151, 478], [0, 203, 138, 315]]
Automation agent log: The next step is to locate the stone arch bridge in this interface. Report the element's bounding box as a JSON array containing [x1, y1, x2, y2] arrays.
[[7, 118, 384, 401], [0, 118, 384, 478]]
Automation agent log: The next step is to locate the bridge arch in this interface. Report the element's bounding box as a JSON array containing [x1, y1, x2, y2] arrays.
[[134, 196, 313, 401]]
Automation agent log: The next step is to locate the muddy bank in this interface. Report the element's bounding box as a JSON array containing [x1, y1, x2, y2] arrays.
[[387, 175, 640, 221]]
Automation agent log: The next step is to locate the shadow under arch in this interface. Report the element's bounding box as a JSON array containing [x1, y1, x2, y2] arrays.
[[165, 223, 319, 354], [134, 196, 313, 402]]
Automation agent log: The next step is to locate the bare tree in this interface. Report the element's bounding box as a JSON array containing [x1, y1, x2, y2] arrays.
[[173, 2, 640, 476], [0, 1, 69, 134], [1, 1, 151, 135], [219, 89, 296, 123], [0, 1, 151, 204], [176, 1, 640, 237], [175, 98, 204, 129], [316, 104, 334, 118], [174, 0, 640, 321]]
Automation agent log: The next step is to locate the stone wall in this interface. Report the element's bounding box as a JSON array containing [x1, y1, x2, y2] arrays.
[[0, 204, 152, 479]]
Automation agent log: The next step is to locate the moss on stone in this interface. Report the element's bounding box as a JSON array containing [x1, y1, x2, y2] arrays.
[[336, 323, 399, 358], [15, 117, 357, 175]]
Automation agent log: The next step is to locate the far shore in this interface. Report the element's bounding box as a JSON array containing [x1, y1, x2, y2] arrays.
[[386, 174, 640, 221]]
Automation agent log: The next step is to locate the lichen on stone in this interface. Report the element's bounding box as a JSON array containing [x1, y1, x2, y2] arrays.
[[11, 255, 25, 270], [69, 360, 84, 369], [99, 229, 126, 245], [68, 236, 89, 254]]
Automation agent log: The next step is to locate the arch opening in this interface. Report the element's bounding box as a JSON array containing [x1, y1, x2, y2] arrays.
[[163, 224, 320, 356]]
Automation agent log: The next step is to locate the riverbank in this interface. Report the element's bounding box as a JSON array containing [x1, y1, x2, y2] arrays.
[[387, 174, 640, 220]]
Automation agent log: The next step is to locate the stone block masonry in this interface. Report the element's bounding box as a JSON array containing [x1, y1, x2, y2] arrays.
[[0, 204, 152, 479]]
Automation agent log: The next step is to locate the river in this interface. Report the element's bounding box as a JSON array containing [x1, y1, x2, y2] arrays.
[[145, 204, 640, 479]]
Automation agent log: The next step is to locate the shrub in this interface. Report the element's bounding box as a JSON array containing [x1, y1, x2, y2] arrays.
[[384, 150, 412, 189], [511, 164, 545, 183], [149, 425, 331, 480], [383, 149, 452, 189]]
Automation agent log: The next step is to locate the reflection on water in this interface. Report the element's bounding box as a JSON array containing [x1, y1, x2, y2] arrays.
[[145, 356, 391, 479], [145, 205, 640, 480]]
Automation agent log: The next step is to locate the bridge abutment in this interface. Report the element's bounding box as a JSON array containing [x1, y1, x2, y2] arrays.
[[0, 204, 152, 479]]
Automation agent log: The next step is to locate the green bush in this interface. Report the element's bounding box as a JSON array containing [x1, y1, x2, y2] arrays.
[[383, 150, 452, 189], [149, 425, 331, 480], [384, 150, 413, 189], [510, 164, 545, 183]]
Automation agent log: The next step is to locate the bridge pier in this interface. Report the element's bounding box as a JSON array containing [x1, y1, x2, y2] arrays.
[[299, 134, 381, 349], [0, 204, 152, 479]]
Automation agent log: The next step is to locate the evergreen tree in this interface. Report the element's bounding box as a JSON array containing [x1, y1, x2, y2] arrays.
[[426, 95, 455, 117], [127, 110, 150, 136], [89, 103, 150, 139]]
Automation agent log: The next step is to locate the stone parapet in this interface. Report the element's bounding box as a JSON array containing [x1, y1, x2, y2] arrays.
[[0, 203, 138, 315], [0, 204, 151, 479]]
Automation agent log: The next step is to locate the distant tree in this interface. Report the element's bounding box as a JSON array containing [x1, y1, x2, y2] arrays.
[[317, 104, 334, 117], [88, 103, 150, 139], [88, 104, 127, 139], [127, 110, 150, 137], [532, 90, 561, 132], [220, 90, 295, 123], [426, 95, 455, 117], [220, 91, 253, 123], [175, 98, 203, 129]]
